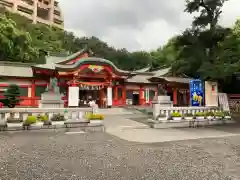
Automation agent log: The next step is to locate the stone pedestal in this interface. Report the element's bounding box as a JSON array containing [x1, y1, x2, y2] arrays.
[[39, 92, 64, 108], [152, 96, 173, 120]]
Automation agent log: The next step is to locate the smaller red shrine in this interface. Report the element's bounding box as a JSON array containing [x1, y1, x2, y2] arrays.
[[0, 48, 191, 107]]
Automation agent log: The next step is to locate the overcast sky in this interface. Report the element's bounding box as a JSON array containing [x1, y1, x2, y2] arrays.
[[58, 0, 240, 52]]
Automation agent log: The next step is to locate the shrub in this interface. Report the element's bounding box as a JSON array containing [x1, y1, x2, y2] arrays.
[[194, 112, 205, 117], [4, 84, 21, 108], [23, 115, 37, 126], [223, 111, 231, 116], [184, 113, 193, 117], [85, 113, 104, 120], [171, 112, 182, 117], [51, 114, 65, 121], [214, 111, 224, 117], [37, 114, 49, 121], [205, 111, 214, 116]]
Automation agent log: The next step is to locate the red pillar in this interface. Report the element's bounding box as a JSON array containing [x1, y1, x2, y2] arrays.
[[113, 86, 118, 105], [122, 86, 126, 105], [173, 88, 178, 106], [139, 86, 144, 105], [31, 80, 36, 106]]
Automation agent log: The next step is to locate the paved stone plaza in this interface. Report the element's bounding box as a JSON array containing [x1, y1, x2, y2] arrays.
[[0, 130, 240, 180]]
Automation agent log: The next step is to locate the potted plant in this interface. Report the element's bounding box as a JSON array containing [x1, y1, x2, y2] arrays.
[[214, 111, 224, 120], [171, 112, 182, 121], [205, 111, 214, 120], [86, 113, 104, 124], [38, 114, 51, 125], [194, 112, 205, 120], [184, 113, 194, 120], [157, 114, 167, 122], [22, 115, 37, 130], [223, 111, 231, 120]]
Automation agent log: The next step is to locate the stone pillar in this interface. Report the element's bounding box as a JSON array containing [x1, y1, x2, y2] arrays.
[[152, 96, 173, 120]]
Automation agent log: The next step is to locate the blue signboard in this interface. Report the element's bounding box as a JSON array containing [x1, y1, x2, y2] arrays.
[[189, 79, 204, 106]]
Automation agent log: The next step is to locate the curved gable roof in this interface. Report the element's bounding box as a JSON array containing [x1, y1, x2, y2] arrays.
[[55, 57, 134, 75]]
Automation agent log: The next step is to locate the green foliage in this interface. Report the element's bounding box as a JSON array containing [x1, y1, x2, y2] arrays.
[[23, 115, 37, 126], [214, 111, 224, 117], [171, 112, 182, 117], [0, 13, 39, 62], [4, 84, 21, 108], [37, 114, 49, 121], [85, 113, 104, 120], [205, 111, 214, 117], [183, 113, 193, 117], [223, 111, 231, 116], [194, 112, 205, 117]]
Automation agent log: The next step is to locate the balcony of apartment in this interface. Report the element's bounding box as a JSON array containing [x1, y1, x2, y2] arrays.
[[53, 17, 63, 29], [36, 17, 51, 25], [36, 6, 50, 21], [37, 0, 51, 10], [53, 9, 63, 20], [18, 0, 34, 10], [17, 5, 34, 19], [0, 0, 14, 8]]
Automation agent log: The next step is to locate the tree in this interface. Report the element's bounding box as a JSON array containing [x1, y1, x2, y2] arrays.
[[4, 84, 21, 108], [173, 0, 230, 80], [0, 14, 39, 62]]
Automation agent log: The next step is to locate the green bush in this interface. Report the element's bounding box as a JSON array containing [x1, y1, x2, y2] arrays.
[[37, 114, 49, 121], [194, 112, 205, 117], [171, 112, 182, 117], [85, 113, 104, 120], [205, 111, 214, 116], [184, 113, 193, 117], [51, 114, 65, 121], [223, 111, 231, 116], [4, 84, 21, 108], [23, 115, 37, 126], [214, 111, 224, 117]]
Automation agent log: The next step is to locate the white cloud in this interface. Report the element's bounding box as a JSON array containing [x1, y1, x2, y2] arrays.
[[59, 0, 240, 51]]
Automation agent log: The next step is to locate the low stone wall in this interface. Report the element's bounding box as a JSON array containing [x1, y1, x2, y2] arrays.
[[153, 106, 220, 120], [0, 107, 92, 121]]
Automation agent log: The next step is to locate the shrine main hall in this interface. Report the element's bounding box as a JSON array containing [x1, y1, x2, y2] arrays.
[[0, 48, 191, 108]]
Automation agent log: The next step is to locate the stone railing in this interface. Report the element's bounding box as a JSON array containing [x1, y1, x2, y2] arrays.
[[153, 106, 220, 120], [0, 108, 92, 122]]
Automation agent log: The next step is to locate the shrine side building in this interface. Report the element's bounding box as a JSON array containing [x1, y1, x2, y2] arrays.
[[0, 48, 191, 107]]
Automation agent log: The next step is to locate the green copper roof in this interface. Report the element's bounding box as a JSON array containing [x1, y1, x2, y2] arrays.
[[55, 57, 134, 75]]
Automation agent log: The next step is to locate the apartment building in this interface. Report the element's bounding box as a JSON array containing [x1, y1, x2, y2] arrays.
[[0, 0, 64, 29]]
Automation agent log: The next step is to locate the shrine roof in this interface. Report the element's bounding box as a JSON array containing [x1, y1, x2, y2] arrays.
[[0, 61, 33, 77], [55, 57, 134, 74]]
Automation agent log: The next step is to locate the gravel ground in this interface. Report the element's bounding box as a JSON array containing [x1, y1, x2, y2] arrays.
[[0, 131, 240, 180]]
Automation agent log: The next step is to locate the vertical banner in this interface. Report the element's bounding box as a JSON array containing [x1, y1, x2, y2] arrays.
[[107, 87, 112, 106], [68, 86, 79, 107], [145, 88, 150, 103], [190, 79, 204, 106]]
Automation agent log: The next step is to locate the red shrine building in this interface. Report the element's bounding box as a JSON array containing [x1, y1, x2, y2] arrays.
[[0, 48, 191, 108]]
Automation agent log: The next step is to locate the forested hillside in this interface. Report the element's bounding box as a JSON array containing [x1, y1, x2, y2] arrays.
[[1, 0, 240, 88]]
